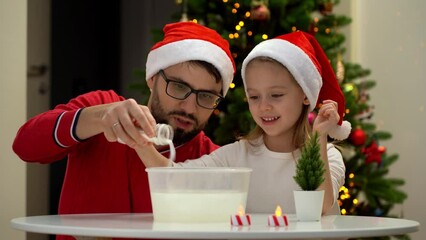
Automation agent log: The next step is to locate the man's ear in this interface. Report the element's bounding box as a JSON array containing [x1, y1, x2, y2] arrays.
[[147, 76, 155, 90]]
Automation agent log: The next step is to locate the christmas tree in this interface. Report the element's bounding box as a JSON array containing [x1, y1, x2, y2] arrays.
[[142, 0, 408, 239]]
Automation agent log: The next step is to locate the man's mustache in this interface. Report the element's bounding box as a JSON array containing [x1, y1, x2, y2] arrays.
[[168, 111, 198, 125]]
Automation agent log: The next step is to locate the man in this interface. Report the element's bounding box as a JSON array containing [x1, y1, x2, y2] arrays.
[[13, 22, 235, 240]]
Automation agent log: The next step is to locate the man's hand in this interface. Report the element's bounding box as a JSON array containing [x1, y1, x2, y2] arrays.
[[76, 99, 157, 148]]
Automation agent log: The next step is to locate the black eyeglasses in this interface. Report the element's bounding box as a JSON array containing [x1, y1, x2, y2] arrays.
[[159, 70, 224, 109]]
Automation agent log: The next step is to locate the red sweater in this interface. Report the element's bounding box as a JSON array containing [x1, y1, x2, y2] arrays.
[[12, 90, 220, 240]]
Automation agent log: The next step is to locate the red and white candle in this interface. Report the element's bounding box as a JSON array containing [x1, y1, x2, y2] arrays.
[[268, 205, 288, 227], [230, 206, 251, 226]]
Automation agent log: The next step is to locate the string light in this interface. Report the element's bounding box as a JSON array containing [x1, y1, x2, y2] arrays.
[[239, 21, 244, 27], [230, 83, 236, 89], [223, 0, 228, 2], [339, 186, 350, 200], [341, 208, 347, 215], [191, 19, 198, 23], [234, 3, 240, 8], [228, 33, 234, 39], [247, 31, 253, 36], [353, 199, 358, 204], [232, 8, 237, 14], [291, 26, 297, 32], [245, 11, 251, 18], [262, 34, 268, 40], [325, 28, 331, 34], [349, 173, 355, 179], [234, 33, 240, 38], [236, 25, 241, 31]]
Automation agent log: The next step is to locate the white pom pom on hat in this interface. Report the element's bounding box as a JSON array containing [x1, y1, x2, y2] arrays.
[[146, 22, 236, 96], [241, 31, 351, 140]]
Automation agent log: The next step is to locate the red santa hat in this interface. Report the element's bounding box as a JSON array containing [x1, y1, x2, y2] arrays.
[[241, 31, 351, 140], [146, 22, 236, 95]]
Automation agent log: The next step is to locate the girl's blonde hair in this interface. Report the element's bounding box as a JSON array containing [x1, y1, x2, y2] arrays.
[[241, 57, 312, 149]]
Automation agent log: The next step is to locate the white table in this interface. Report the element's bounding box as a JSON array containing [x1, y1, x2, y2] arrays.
[[10, 213, 420, 239]]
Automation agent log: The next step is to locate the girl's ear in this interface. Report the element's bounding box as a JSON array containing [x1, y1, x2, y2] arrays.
[[303, 96, 310, 105]]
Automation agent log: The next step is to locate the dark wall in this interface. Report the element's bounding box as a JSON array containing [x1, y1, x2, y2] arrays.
[[51, 0, 121, 107], [120, 0, 179, 100], [49, 0, 121, 216]]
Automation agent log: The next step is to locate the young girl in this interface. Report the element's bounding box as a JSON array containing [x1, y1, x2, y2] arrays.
[[135, 31, 351, 215]]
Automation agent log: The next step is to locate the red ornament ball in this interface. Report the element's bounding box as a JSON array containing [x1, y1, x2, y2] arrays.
[[251, 3, 271, 21], [378, 146, 386, 154], [319, 2, 333, 15], [308, 112, 317, 125], [350, 128, 367, 146]]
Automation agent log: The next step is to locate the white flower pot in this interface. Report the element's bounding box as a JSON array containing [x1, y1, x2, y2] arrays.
[[293, 190, 324, 221]]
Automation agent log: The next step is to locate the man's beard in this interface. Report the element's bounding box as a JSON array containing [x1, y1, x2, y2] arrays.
[[150, 92, 206, 146]]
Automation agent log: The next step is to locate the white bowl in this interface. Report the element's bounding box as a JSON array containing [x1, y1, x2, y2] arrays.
[[146, 167, 252, 223]]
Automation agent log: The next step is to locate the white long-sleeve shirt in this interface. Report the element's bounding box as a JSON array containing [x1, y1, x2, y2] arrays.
[[173, 136, 345, 214]]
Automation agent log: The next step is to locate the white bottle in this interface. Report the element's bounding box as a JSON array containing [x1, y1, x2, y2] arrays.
[[118, 123, 175, 161]]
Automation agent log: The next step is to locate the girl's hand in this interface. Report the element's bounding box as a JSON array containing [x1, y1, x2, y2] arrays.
[[312, 100, 340, 136]]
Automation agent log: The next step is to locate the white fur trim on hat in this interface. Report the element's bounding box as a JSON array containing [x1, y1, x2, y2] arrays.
[[146, 39, 234, 95], [328, 120, 352, 140], [241, 39, 322, 111]]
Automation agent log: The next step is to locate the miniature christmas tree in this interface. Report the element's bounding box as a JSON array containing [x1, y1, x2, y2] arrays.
[[294, 132, 325, 191]]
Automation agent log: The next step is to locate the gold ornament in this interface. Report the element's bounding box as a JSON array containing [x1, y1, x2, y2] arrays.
[[179, 0, 188, 22], [180, 13, 188, 22], [336, 53, 345, 83]]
